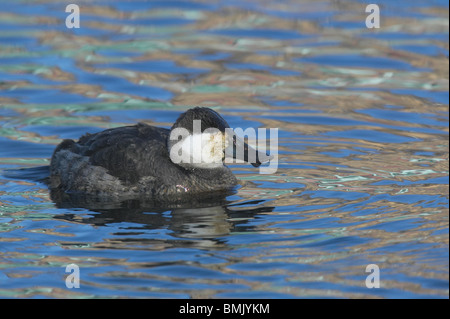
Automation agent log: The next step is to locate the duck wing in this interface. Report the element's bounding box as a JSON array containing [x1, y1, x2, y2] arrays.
[[73, 123, 170, 185]]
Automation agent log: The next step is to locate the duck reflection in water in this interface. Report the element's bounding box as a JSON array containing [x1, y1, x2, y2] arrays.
[[53, 196, 274, 249]]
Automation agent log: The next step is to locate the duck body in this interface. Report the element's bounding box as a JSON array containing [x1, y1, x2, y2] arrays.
[[49, 107, 267, 200], [50, 122, 238, 199]]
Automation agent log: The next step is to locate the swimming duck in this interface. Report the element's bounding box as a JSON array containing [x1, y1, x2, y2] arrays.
[[49, 107, 271, 200]]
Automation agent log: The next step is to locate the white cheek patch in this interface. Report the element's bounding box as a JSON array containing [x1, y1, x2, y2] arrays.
[[203, 132, 224, 163], [179, 132, 225, 167], [182, 134, 202, 164]]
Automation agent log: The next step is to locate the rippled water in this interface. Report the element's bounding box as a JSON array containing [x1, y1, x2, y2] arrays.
[[0, 0, 448, 298]]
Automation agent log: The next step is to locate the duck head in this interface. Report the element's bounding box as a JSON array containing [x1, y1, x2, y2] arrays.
[[167, 107, 272, 169]]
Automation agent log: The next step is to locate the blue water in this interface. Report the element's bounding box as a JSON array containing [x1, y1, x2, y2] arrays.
[[0, 0, 448, 299]]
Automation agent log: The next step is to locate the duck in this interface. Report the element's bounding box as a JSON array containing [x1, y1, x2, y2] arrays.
[[49, 107, 271, 200]]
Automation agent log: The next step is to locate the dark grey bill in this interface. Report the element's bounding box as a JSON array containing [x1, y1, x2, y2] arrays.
[[225, 135, 273, 167]]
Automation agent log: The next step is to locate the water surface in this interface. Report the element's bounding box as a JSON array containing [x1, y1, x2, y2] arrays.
[[0, 0, 448, 298]]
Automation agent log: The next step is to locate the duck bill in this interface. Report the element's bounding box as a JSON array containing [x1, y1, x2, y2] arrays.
[[225, 135, 273, 167]]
